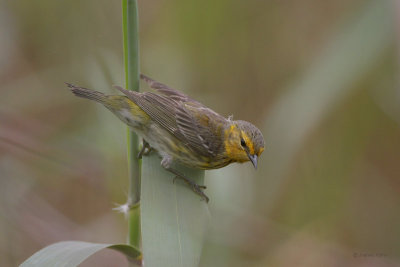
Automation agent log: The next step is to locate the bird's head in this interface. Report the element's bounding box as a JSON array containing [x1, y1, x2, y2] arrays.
[[224, 120, 265, 169]]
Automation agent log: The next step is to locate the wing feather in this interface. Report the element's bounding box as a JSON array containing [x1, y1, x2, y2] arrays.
[[140, 74, 191, 102], [114, 79, 226, 157]]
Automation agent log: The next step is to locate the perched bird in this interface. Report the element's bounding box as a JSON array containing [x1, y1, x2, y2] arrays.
[[67, 74, 265, 202]]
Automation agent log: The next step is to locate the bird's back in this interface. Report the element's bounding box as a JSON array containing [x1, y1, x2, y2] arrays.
[[115, 76, 231, 169]]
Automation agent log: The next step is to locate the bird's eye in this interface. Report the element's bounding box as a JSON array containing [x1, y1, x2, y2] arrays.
[[240, 138, 246, 147]]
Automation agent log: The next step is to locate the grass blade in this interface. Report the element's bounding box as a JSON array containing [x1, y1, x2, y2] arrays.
[[122, 0, 141, 248]]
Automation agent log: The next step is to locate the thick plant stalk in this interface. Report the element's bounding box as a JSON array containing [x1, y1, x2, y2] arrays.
[[122, 0, 141, 250]]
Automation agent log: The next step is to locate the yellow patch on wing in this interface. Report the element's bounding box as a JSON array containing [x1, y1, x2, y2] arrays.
[[195, 111, 210, 127]]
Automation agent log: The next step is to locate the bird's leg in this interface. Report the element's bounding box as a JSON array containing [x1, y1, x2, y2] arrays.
[[171, 170, 209, 202], [137, 139, 153, 159], [161, 156, 209, 203]]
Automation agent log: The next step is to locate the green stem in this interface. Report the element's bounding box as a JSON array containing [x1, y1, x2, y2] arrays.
[[122, 0, 141, 250]]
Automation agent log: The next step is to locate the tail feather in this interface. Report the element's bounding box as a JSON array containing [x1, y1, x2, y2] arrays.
[[66, 82, 107, 103]]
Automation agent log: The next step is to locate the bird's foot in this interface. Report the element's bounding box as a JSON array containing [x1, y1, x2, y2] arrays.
[[137, 140, 153, 159], [173, 175, 209, 203]]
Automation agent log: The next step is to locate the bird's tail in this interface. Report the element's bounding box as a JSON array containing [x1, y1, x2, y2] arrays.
[[66, 83, 107, 104]]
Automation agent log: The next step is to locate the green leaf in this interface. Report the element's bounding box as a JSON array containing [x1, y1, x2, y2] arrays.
[[20, 241, 141, 267], [141, 153, 210, 267]]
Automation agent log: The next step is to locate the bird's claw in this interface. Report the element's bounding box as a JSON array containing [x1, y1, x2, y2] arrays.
[[173, 175, 209, 202], [137, 147, 152, 159], [137, 140, 152, 159], [173, 176, 206, 189]]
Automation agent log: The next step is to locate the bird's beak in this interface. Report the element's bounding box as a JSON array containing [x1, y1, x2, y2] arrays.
[[248, 154, 258, 169]]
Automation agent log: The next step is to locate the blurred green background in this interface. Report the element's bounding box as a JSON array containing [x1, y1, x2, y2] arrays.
[[1, 0, 399, 266]]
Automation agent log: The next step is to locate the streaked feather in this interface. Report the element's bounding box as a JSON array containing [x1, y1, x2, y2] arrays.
[[114, 76, 227, 157]]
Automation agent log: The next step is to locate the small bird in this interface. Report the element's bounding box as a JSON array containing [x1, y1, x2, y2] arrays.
[[67, 74, 265, 202]]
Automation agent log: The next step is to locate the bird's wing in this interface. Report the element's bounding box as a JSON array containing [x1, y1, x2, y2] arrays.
[[175, 103, 226, 157], [114, 85, 222, 157], [140, 74, 226, 156], [140, 74, 204, 105]]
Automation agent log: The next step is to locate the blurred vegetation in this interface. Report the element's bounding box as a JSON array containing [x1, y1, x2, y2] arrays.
[[0, 0, 399, 266]]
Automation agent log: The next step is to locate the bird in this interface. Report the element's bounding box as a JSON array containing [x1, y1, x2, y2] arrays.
[[66, 74, 265, 202]]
